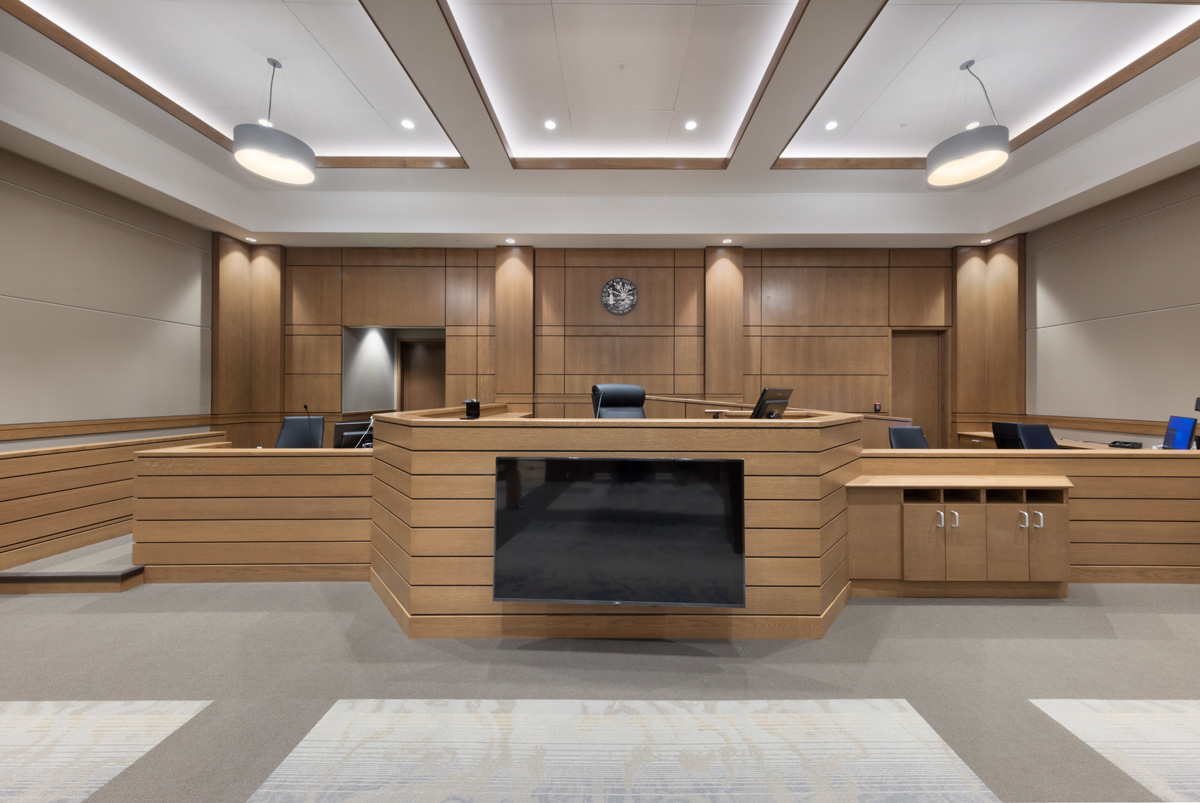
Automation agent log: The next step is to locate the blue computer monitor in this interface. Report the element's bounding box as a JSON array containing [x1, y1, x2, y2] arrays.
[[1163, 416, 1196, 450]]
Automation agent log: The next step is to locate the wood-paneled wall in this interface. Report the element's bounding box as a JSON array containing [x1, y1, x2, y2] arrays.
[[369, 406, 860, 638], [0, 432, 225, 570], [132, 443, 372, 582], [860, 449, 1200, 583]]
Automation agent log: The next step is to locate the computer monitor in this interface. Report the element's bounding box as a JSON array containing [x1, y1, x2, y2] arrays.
[[1163, 416, 1196, 450], [749, 388, 792, 419], [332, 420, 372, 449]]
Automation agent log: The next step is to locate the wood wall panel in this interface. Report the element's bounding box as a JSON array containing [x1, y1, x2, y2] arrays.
[[133, 443, 372, 581], [342, 248, 446, 267], [286, 335, 341, 375], [762, 249, 889, 268], [285, 374, 340, 413], [563, 267, 675, 327], [342, 266, 447, 327], [761, 375, 888, 414], [564, 337, 674, 375], [675, 267, 704, 328], [889, 267, 951, 327], [954, 236, 1024, 418], [496, 247, 534, 395], [0, 432, 224, 570], [760, 336, 889, 375], [705, 247, 743, 397], [286, 265, 341, 325], [761, 268, 889, 326], [446, 267, 478, 326]]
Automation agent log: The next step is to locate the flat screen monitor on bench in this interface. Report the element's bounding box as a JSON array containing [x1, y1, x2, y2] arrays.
[[1163, 416, 1196, 450], [332, 420, 372, 449], [750, 387, 792, 419], [493, 456, 745, 608]]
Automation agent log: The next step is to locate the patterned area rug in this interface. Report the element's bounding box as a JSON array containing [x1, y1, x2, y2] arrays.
[[0, 700, 209, 802], [249, 699, 999, 802], [1034, 699, 1200, 802]]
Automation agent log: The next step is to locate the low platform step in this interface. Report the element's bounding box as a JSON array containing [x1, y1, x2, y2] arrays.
[[0, 565, 145, 594]]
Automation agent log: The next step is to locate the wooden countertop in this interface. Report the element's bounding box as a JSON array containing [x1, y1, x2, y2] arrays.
[[847, 474, 1073, 489]]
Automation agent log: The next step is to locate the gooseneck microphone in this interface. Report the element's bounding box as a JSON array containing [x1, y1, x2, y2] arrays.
[[352, 415, 374, 449], [304, 403, 315, 448]]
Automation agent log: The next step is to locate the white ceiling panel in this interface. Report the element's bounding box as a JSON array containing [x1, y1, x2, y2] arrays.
[[783, 0, 1200, 159], [16, 0, 459, 156], [568, 110, 673, 153], [451, 4, 567, 111], [674, 4, 794, 112]]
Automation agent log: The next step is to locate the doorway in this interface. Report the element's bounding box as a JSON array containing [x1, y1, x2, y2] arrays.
[[891, 331, 947, 447], [397, 340, 446, 411]]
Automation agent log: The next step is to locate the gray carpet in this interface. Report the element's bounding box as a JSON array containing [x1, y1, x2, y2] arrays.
[[1, 580, 1199, 802]]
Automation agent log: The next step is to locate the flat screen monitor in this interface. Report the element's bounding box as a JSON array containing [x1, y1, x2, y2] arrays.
[[493, 457, 745, 608], [750, 387, 792, 419], [1163, 416, 1196, 450], [332, 420, 372, 449]]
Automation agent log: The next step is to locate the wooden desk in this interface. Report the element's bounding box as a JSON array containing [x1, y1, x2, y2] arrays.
[[369, 404, 862, 639], [957, 431, 1116, 450]]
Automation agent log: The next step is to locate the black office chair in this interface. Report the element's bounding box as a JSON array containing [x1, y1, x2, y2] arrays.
[[591, 384, 646, 419], [275, 416, 324, 448], [1017, 423, 1059, 449], [888, 426, 929, 449], [991, 421, 1023, 450]]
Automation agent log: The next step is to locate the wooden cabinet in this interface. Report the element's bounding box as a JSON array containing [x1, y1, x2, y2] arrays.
[[847, 475, 1071, 597]]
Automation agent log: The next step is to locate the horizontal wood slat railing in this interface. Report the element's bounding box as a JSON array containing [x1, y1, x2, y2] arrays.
[[132, 443, 373, 582], [0, 431, 227, 570], [861, 450, 1200, 584]]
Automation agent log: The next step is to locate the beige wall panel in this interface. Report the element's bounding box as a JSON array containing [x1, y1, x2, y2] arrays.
[[286, 265, 341, 326], [760, 336, 889, 375], [889, 267, 951, 327], [762, 249, 888, 268], [761, 268, 888, 326], [342, 248, 445, 267], [535, 336, 564, 375], [564, 268, 675, 326], [287, 335, 341, 375], [285, 375, 341, 413], [674, 267, 704, 327], [536, 266, 565, 326], [564, 337, 674, 375], [445, 267, 478, 326], [565, 249, 674, 268], [705, 247, 743, 396], [762, 374, 888, 413], [496, 247, 535, 395], [342, 267, 447, 326]]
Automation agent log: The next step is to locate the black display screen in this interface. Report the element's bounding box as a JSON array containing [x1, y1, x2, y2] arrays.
[[493, 457, 745, 608]]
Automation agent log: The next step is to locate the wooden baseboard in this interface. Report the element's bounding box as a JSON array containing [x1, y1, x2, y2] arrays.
[[851, 579, 1068, 599], [143, 564, 368, 583], [1071, 565, 1200, 583]]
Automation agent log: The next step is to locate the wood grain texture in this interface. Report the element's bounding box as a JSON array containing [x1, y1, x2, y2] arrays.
[[761, 336, 889, 375], [286, 265, 341, 326], [342, 266, 446, 326], [851, 579, 1067, 599], [286, 335, 341, 375], [889, 267, 951, 327], [761, 268, 888, 326], [705, 247, 743, 396], [563, 266, 675, 327], [891, 331, 945, 446], [496, 247, 535, 395], [284, 374, 341, 413]]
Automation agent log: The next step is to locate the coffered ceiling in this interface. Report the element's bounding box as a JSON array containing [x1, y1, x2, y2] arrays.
[[1, 0, 1199, 248]]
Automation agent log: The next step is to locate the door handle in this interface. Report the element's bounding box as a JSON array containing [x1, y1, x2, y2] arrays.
[[1019, 510, 1029, 529], [1034, 510, 1044, 529], [951, 510, 959, 528], [936, 510, 945, 528]]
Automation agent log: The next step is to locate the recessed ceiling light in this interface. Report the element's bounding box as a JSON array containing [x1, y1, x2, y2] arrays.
[[685, 120, 698, 131], [544, 120, 557, 130], [505, 238, 515, 244], [722, 238, 732, 244], [824, 121, 838, 131], [245, 237, 257, 243], [257, 118, 273, 128], [400, 119, 415, 130], [965, 121, 981, 131], [980, 238, 993, 244]]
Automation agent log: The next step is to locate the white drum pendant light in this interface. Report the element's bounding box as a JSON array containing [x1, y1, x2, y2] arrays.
[[926, 60, 1009, 188], [233, 58, 316, 185]]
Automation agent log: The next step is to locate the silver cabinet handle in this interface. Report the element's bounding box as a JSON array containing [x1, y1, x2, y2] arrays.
[[1019, 510, 1029, 529], [1034, 510, 1044, 529], [951, 510, 959, 528], [936, 510, 945, 528]]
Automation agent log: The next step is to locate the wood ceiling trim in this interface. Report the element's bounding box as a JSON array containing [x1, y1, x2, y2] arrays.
[[0, 0, 468, 170], [512, 157, 728, 170], [773, 17, 1200, 170]]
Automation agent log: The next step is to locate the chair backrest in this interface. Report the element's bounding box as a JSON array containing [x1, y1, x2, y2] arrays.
[[991, 421, 1023, 450], [591, 384, 646, 419], [1017, 423, 1059, 449], [888, 426, 929, 449], [275, 415, 324, 448]]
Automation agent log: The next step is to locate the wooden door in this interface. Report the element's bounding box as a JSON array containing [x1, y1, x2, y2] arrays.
[[902, 504, 945, 581], [945, 504, 987, 580], [986, 503, 1029, 581], [398, 341, 446, 412], [1028, 504, 1070, 581], [891, 331, 945, 446]]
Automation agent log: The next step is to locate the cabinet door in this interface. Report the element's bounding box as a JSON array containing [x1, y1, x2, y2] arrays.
[[945, 505, 987, 581], [903, 505, 945, 581], [986, 505, 1029, 581], [1028, 504, 1070, 581]]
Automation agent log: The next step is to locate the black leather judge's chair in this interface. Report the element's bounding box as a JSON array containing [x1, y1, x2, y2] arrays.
[[991, 421, 1023, 450], [1017, 423, 1060, 449], [275, 416, 324, 448], [591, 384, 646, 419], [888, 426, 930, 449]]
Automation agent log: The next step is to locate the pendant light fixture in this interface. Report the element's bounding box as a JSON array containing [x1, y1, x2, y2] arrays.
[[233, 58, 316, 185], [926, 60, 1009, 188]]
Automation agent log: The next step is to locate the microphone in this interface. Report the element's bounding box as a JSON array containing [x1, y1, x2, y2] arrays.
[[303, 403, 315, 448], [352, 415, 374, 449]]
